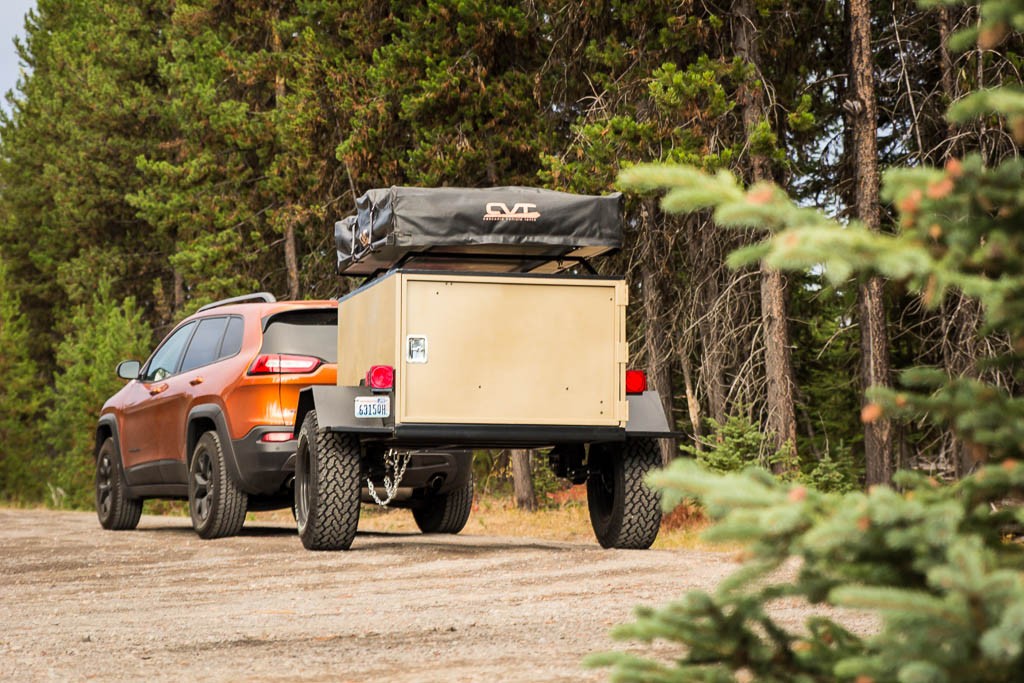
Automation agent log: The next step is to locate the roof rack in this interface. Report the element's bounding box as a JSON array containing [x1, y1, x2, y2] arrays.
[[197, 292, 277, 313]]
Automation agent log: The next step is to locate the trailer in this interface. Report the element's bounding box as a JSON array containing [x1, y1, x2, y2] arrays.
[[292, 186, 676, 550]]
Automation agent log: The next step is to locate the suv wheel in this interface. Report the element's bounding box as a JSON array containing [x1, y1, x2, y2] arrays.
[[95, 437, 143, 530], [586, 438, 662, 549], [294, 410, 361, 550], [189, 431, 247, 539], [412, 473, 474, 534]]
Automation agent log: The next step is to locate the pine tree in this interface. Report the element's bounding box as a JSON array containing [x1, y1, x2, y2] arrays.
[[0, 0, 174, 361], [129, 0, 302, 311], [0, 258, 42, 501], [42, 280, 151, 509], [598, 0, 1024, 680]]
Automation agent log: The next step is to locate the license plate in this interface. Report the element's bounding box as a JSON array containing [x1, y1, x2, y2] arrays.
[[354, 396, 390, 419]]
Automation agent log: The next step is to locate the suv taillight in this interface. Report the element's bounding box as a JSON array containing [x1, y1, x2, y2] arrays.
[[249, 354, 322, 375], [625, 369, 647, 395], [366, 365, 394, 391]]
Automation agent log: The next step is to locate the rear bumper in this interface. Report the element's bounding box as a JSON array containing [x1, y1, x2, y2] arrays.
[[231, 426, 297, 495]]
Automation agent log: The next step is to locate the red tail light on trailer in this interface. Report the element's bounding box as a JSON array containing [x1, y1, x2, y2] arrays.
[[625, 369, 647, 395], [248, 354, 322, 375], [366, 365, 395, 391]]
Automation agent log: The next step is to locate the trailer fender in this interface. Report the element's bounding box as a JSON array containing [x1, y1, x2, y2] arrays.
[[294, 386, 392, 436], [625, 391, 674, 436]]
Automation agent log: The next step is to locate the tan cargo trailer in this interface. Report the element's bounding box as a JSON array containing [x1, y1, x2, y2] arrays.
[[337, 272, 629, 427], [292, 187, 676, 552]]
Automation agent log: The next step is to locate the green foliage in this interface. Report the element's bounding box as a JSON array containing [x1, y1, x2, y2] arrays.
[[590, 460, 1024, 683], [682, 413, 780, 473], [598, 0, 1024, 681], [0, 258, 42, 501], [620, 148, 1024, 461], [42, 280, 151, 509], [0, 0, 174, 361], [683, 413, 859, 493], [787, 94, 817, 133], [802, 447, 860, 495]]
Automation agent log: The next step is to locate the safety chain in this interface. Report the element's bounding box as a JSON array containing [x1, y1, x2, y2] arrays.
[[367, 448, 412, 507]]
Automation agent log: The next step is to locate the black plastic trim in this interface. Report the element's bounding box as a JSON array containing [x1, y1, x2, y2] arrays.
[[123, 460, 165, 487], [95, 415, 121, 460], [229, 425, 300, 495], [126, 484, 188, 498]]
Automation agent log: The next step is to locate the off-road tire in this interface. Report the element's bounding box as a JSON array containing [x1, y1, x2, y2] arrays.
[[412, 473, 474, 534], [95, 437, 143, 530], [586, 438, 662, 549], [188, 431, 248, 539], [294, 410, 361, 550]]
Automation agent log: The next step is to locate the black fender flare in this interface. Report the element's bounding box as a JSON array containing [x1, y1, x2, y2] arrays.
[[95, 414, 122, 460], [184, 404, 245, 489]]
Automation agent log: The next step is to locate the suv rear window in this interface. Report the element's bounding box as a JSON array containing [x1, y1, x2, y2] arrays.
[[261, 310, 337, 363]]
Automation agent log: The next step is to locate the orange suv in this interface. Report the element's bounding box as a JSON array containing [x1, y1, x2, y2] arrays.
[[94, 293, 338, 537]]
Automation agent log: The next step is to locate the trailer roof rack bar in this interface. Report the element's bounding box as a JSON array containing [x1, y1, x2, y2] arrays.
[[197, 292, 277, 313], [356, 251, 600, 284]]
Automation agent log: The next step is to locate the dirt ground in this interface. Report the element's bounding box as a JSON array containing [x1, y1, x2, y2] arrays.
[[0, 508, 869, 682]]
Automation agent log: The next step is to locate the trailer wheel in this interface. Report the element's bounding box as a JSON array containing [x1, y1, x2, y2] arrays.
[[412, 472, 474, 534], [587, 438, 662, 549], [294, 410, 361, 551]]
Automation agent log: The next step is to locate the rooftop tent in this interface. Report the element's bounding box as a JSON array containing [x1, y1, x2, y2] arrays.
[[334, 186, 623, 276]]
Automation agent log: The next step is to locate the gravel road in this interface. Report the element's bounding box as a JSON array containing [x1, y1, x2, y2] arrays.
[[0, 508, 863, 682]]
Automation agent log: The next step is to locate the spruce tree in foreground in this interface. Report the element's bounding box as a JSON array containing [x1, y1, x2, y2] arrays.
[[595, 0, 1024, 680]]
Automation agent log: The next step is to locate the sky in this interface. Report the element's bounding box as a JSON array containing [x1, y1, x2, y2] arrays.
[[1, 0, 36, 113]]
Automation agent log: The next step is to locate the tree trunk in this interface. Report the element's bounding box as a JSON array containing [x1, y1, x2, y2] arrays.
[[733, 0, 799, 472], [938, 7, 959, 158], [699, 269, 728, 426], [272, 20, 300, 300], [173, 269, 185, 314], [639, 199, 677, 465], [510, 449, 537, 511], [283, 220, 299, 300], [850, 0, 895, 486], [681, 356, 702, 452]]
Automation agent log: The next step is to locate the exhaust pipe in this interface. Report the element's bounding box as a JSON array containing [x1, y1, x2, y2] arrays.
[[428, 474, 445, 492]]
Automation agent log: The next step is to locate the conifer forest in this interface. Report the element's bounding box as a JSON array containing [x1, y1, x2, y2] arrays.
[[4, 0, 1024, 679], [0, 0, 1017, 501]]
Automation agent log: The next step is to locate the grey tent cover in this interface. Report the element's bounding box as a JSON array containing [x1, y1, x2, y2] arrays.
[[335, 186, 622, 275]]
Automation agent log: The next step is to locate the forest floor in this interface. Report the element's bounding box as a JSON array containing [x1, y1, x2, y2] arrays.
[[0, 504, 874, 682]]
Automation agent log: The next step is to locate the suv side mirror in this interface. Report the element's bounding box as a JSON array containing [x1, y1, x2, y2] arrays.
[[117, 360, 141, 380]]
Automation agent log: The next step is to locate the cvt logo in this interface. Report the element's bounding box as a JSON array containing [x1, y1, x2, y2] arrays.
[[483, 202, 541, 222]]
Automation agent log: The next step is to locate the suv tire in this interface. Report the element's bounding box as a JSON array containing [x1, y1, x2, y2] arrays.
[[95, 437, 143, 530], [189, 431, 248, 539], [294, 410, 361, 550], [586, 438, 662, 549], [412, 473, 474, 534]]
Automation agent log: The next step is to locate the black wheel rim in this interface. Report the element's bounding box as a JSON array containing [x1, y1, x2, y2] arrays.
[[96, 453, 113, 519], [295, 441, 311, 528], [192, 450, 213, 522]]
